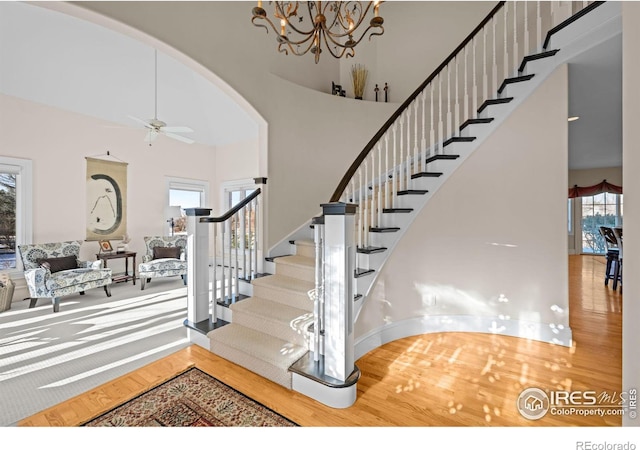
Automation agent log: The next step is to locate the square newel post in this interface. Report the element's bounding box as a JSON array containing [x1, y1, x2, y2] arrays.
[[184, 208, 212, 341], [321, 202, 357, 382]]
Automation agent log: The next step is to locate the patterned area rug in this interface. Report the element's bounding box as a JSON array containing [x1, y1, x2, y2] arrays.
[[82, 368, 298, 427]]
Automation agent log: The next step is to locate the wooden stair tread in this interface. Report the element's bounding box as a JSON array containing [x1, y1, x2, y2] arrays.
[[357, 246, 387, 254], [497, 74, 535, 94], [518, 49, 560, 73], [477, 97, 513, 114]]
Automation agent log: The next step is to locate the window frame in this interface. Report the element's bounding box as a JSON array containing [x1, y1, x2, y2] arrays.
[[0, 156, 33, 274]]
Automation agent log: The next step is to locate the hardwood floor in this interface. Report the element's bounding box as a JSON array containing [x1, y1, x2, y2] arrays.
[[18, 255, 622, 427]]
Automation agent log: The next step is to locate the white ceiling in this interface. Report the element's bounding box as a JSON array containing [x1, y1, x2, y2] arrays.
[[0, 2, 622, 169], [0, 1, 259, 148]]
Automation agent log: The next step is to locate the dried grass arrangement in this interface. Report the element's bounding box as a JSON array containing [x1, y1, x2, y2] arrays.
[[350, 64, 368, 99]]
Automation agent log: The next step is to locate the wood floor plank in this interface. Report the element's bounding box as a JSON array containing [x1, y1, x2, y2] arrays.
[[18, 255, 622, 427]]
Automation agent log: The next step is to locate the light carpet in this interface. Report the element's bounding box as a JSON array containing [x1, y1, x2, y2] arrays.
[[0, 278, 191, 426], [82, 367, 297, 427]]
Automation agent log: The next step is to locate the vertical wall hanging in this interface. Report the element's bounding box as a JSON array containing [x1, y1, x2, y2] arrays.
[[85, 153, 128, 241]]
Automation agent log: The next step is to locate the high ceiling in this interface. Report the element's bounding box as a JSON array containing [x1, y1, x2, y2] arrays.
[[0, 2, 622, 169], [0, 1, 259, 148]]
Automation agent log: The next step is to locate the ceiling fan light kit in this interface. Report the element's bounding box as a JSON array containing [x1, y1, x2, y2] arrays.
[[129, 50, 195, 146]]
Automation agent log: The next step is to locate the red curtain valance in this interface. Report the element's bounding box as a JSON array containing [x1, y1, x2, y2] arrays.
[[568, 179, 622, 198]]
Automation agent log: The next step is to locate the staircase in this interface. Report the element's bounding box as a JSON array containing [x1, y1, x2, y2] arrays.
[[208, 241, 316, 389], [204, 1, 620, 403]]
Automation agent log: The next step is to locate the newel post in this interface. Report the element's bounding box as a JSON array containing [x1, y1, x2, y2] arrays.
[[320, 202, 357, 382], [184, 208, 212, 330]]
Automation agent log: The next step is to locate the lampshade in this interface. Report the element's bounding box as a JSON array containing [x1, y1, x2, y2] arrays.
[[165, 205, 182, 219]]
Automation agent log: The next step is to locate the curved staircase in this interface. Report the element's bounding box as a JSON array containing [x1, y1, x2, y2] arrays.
[[203, 0, 621, 406]]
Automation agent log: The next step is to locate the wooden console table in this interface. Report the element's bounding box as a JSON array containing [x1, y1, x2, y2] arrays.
[[96, 251, 137, 285]]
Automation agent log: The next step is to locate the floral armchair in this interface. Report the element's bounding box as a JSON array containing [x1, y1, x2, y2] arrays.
[[138, 235, 187, 290], [18, 240, 112, 313]]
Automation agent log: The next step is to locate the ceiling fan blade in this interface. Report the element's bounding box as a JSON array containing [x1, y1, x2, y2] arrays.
[[163, 131, 195, 144], [162, 126, 194, 133], [128, 115, 153, 129]]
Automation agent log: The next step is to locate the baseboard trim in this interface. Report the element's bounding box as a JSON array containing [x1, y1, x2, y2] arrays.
[[355, 315, 573, 360]]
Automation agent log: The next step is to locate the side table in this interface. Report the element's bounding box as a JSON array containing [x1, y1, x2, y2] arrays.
[[96, 251, 137, 285]]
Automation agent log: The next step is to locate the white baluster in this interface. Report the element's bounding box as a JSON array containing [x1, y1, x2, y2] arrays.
[[513, 1, 518, 74], [414, 101, 419, 172], [464, 45, 469, 125], [212, 222, 217, 303], [524, 0, 530, 58], [438, 74, 443, 155], [493, 16, 498, 96], [241, 200, 246, 280], [359, 168, 364, 248], [399, 116, 405, 191], [537, 1, 542, 52], [227, 216, 232, 301], [430, 83, 435, 160], [364, 159, 369, 242], [406, 108, 412, 184], [482, 27, 487, 102], [385, 133, 390, 210], [247, 202, 252, 279], [220, 221, 225, 301], [234, 213, 239, 301], [377, 143, 382, 226], [371, 152, 376, 229], [455, 56, 460, 136], [446, 65, 452, 140], [473, 36, 479, 117], [392, 124, 398, 207], [420, 91, 427, 173], [504, 2, 509, 80], [253, 196, 258, 279]]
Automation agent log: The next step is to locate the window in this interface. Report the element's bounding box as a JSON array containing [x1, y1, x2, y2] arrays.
[[166, 177, 209, 234], [222, 179, 258, 251], [581, 193, 623, 254], [0, 156, 33, 272]]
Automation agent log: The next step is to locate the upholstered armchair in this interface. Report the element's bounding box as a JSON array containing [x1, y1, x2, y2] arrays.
[[138, 236, 187, 290], [18, 240, 112, 313]]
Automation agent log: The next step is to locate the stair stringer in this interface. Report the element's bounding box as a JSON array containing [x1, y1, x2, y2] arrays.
[[352, 1, 622, 320]]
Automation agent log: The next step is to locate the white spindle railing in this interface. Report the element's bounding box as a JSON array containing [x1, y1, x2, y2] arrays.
[[205, 189, 261, 306], [331, 0, 598, 256]]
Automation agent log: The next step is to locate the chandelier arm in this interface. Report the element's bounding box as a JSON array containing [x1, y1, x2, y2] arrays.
[[251, 16, 271, 34], [280, 33, 319, 57]]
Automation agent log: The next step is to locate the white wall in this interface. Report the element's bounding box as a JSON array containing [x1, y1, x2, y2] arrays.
[[339, 1, 496, 102], [569, 166, 622, 188], [621, 1, 640, 428], [356, 65, 570, 349]]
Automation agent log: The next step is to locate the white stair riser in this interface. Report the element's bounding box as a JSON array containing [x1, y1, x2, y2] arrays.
[[209, 340, 293, 389], [252, 283, 313, 311], [295, 242, 316, 259], [276, 261, 315, 283], [231, 308, 310, 347]]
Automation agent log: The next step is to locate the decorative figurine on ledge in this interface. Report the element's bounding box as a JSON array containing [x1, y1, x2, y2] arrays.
[[384, 82, 389, 103], [332, 81, 346, 97], [374, 84, 380, 102]]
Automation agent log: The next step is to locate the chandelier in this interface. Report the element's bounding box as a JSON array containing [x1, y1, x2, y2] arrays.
[[251, 1, 384, 64]]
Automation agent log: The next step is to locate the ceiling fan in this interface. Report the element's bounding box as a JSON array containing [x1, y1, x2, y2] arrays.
[[129, 49, 195, 146]]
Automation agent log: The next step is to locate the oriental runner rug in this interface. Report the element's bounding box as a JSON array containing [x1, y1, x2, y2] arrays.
[[82, 367, 298, 427]]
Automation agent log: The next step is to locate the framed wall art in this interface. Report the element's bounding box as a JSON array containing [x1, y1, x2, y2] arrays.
[[86, 156, 128, 241]]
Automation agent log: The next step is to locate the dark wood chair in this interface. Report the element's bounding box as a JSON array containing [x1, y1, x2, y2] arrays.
[[598, 226, 621, 289]]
